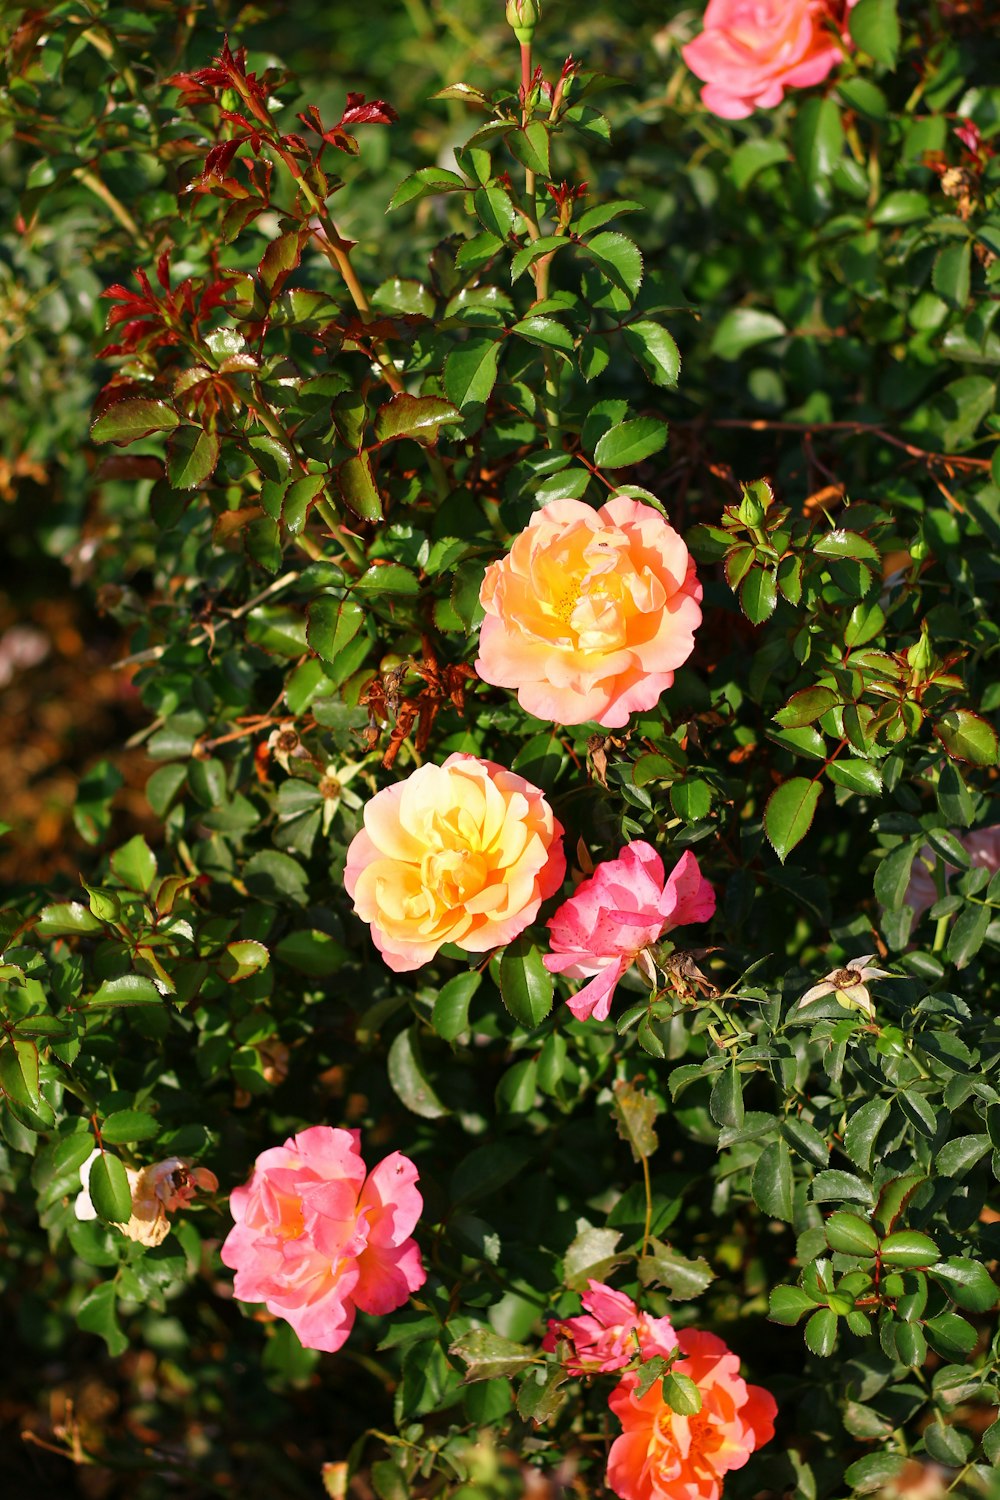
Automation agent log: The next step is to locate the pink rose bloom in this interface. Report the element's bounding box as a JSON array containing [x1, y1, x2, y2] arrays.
[[220, 1126, 425, 1353], [476, 496, 702, 729], [344, 753, 565, 972], [903, 826, 1000, 934], [682, 0, 855, 121], [543, 1279, 677, 1374], [607, 1329, 777, 1500], [544, 843, 716, 1022]]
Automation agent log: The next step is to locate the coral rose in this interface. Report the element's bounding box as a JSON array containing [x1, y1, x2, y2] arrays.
[[544, 843, 715, 1022], [543, 1279, 677, 1374], [607, 1329, 777, 1500], [902, 825, 1000, 936], [221, 1126, 425, 1353], [682, 0, 855, 121], [476, 496, 701, 729], [344, 753, 565, 972]]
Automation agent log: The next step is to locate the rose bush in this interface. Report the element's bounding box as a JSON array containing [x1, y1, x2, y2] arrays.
[[1, 0, 1000, 1496]]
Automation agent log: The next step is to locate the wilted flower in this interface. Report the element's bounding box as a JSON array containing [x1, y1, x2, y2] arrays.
[[543, 1279, 677, 1374], [544, 843, 715, 1022], [267, 725, 312, 773], [798, 954, 893, 1019], [318, 760, 366, 835], [221, 1126, 425, 1353], [75, 1151, 218, 1247]]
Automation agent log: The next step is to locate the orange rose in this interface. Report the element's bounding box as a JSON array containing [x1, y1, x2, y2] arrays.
[[476, 496, 701, 728], [344, 753, 565, 972], [607, 1329, 776, 1500]]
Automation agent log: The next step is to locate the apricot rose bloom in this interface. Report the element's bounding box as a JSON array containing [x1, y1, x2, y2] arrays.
[[344, 753, 565, 972], [607, 1329, 777, 1500], [220, 1126, 425, 1353], [682, 0, 855, 121], [544, 843, 716, 1022], [543, 1279, 677, 1374], [476, 496, 702, 729]]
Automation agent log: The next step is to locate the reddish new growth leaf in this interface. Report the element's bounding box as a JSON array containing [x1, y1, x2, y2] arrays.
[[297, 93, 397, 157], [99, 250, 239, 360], [169, 37, 275, 130]]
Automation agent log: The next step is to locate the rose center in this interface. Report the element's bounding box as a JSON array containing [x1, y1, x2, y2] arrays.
[[422, 847, 489, 907]]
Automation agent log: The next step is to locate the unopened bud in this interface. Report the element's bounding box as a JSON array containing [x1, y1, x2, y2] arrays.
[[506, 0, 540, 45]]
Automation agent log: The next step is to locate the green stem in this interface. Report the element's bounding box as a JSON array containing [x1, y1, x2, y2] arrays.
[[640, 1153, 653, 1258]]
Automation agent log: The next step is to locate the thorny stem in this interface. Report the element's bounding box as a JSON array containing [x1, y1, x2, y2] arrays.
[[518, 39, 562, 449]]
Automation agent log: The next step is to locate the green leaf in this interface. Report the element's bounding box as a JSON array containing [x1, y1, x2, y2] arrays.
[[510, 236, 567, 284], [388, 166, 468, 210], [444, 338, 502, 410], [166, 427, 220, 490], [769, 1284, 817, 1325], [432, 971, 481, 1041], [793, 96, 844, 183], [473, 184, 517, 239], [564, 1224, 624, 1290], [880, 1230, 939, 1267], [893, 1321, 928, 1368], [662, 1372, 702, 1415], [512, 315, 575, 353], [499, 937, 554, 1028], [751, 1140, 794, 1221], [947, 902, 991, 969], [826, 1211, 878, 1256], [579, 232, 643, 299], [710, 307, 786, 360], [495, 1057, 538, 1114], [740, 569, 778, 624], [932, 241, 971, 309], [387, 1026, 449, 1119], [100, 1109, 160, 1144], [813, 531, 880, 563], [826, 759, 883, 796], [924, 1422, 971, 1467], [373, 394, 462, 444], [593, 418, 667, 469], [638, 1239, 714, 1299], [709, 1062, 745, 1130], [110, 835, 157, 893], [612, 1079, 659, 1162], [729, 139, 789, 190], [508, 122, 550, 176], [0, 1038, 40, 1110], [449, 1328, 535, 1382], [774, 687, 840, 728], [219, 939, 270, 982], [843, 1454, 907, 1494], [274, 929, 347, 976], [937, 1134, 991, 1177], [924, 1311, 978, 1359], [622, 320, 681, 388], [307, 595, 365, 664], [35, 901, 104, 937], [89, 975, 164, 1008], [763, 778, 822, 863], [91, 398, 179, 444], [874, 842, 918, 910], [934, 710, 999, 767], [283, 474, 326, 535], [849, 0, 901, 66], [844, 1096, 891, 1173], [88, 1152, 133, 1223], [77, 1281, 128, 1356], [930, 1256, 999, 1312], [804, 1307, 837, 1357], [337, 453, 382, 522]]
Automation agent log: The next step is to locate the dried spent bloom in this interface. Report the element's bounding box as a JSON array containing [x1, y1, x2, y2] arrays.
[[798, 954, 894, 1019], [544, 843, 715, 1022], [543, 1279, 677, 1374], [902, 826, 1000, 936], [476, 495, 702, 729], [75, 1151, 218, 1247], [344, 753, 565, 972], [221, 1126, 425, 1353], [607, 1329, 777, 1500], [682, 0, 856, 121]]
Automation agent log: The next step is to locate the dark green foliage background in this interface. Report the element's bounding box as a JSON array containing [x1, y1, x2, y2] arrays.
[[1, 1, 1000, 1495]]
